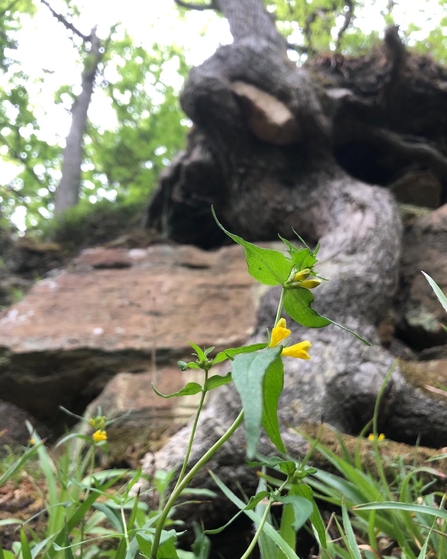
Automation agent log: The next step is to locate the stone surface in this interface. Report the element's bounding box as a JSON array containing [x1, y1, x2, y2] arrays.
[[0, 243, 265, 429], [77, 367, 206, 467], [230, 81, 301, 145], [0, 399, 51, 449], [396, 203, 447, 350]]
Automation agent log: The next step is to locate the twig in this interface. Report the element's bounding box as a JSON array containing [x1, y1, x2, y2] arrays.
[[40, 0, 91, 42]]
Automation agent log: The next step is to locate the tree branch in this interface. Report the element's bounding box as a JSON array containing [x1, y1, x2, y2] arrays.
[[336, 0, 354, 51], [40, 0, 91, 42], [174, 0, 219, 11]]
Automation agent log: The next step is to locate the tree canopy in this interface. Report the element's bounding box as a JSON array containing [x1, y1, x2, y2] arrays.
[[1, 0, 446, 236]]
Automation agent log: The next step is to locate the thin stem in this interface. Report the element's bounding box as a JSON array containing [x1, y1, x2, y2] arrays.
[[173, 380, 208, 489], [150, 410, 245, 558], [241, 477, 290, 559], [274, 288, 285, 326], [240, 499, 273, 559]]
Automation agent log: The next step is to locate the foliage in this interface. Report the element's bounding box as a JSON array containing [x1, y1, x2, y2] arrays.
[[0, 19, 188, 234]]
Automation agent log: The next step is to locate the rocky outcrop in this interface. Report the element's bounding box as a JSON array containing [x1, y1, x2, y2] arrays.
[[396, 204, 447, 349], [0, 243, 266, 431]]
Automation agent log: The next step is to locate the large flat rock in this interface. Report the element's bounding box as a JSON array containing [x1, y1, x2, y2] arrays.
[[0, 243, 265, 427]]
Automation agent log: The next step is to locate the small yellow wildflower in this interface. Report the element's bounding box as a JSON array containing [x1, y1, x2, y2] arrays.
[[89, 415, 106, 429], [293, 268, 311, 282], [269, 318, 311, 360], [298, 278, 321, 290], [368, 433, 385, 442], [92, 429, 108, 442], [29, 437, 36, 445]]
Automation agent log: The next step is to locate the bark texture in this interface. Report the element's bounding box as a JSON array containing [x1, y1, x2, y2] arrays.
[[54, 27, 102, 215], [144, 0, 447, 527]]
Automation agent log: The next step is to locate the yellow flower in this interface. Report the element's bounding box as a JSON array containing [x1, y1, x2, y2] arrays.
[[368, 433, 385, 442], [282, 341, 312, 360], [297, 278, 321, 290], [92, 429, 108, 442], [269, 318, 291, 347], [269, 318, 311, 360], [29, 437, 36, 445], [293, 268, 311, 282]]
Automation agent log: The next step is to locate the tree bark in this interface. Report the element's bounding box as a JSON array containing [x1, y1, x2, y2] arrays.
[[144, 0, 447, 527], [54, 27, 102, 215]]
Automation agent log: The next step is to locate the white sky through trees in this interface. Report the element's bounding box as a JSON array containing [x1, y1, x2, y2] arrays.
[[3, 0, 446, 230]]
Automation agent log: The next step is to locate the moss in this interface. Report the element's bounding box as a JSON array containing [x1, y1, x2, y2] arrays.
[[44, 197, 148, 251], [300, 423, 447, 479]]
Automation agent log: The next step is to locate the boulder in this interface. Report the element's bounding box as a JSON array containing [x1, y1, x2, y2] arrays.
[[0, 243, 266, 431], [396, 204, 447, 350]]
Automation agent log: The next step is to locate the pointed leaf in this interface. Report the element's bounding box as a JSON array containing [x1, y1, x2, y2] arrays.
[[177, 361, 201, 371], [422, 271, 447, 313], [284, 289, 370, 345], [189, 342, 207, 362], [204, 373, 232, 391], [212, 343, 268, 365], [232, 347, 282, 458], [275, 495, 313, 531], [284, 287, 331, 328], [212, 208, 292, 285], [292, 484, 327, 549], [262, 356, 286, 454], [152, 382, 202, 399], [279, 235, 317, 270]]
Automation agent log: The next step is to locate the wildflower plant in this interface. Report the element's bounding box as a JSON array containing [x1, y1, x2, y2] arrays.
[[146, 209, 369, 559], [0, 211, 371, 559]]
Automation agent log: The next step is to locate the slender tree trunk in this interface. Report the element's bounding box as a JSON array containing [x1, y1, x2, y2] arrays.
[[54, 27, 102, 215]]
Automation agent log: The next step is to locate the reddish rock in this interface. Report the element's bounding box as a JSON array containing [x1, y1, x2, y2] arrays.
[[0, 243, 266, 428]]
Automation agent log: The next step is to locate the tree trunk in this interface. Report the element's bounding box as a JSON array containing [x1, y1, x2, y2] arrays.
[[54, 27, 102, 215], [144, 0, 447, 527]]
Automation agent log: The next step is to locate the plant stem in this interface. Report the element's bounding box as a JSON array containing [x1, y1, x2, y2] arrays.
[[173, 380, 208, 489], [240, 478, 289, 559], [274, 288, 285, 326], [150, 410, 244, 558], [240, 498, 273, 559]]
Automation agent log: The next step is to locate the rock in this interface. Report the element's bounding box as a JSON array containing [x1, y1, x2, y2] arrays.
[[396, 203, 447, 350], [0, 399, 51, 449], [0, 243, 267, 431], [230, 81, 301, 145], [77, 368, 204, 467], [391, 171, 441, 209]]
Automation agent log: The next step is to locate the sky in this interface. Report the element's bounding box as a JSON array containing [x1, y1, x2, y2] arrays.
[[3, 0, 447, 229]]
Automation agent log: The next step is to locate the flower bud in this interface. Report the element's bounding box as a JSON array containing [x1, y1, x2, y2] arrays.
[[298, 278, 321, 289], [293, 268, 311, 282]]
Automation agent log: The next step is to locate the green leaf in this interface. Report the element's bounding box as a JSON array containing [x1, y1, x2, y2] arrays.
[[212, 207, 292, 285], [204, 373, 232, 391], [292, 484, 327, 549], [189, 342, 207, 363], [275, 495, 313, 532], [20, 530, 32, 559], [209, 471, 300, 559], [262, 356, 286, 454], [342, 503, 362, 559], [354, 501, 447, 520], [212, 343, 268, 365], [177, 361, 201, 371], [232, 347, 282, 458], [284, 289, 370, 345], [422, 271, 447, 313], [248, 456, 296, 475], [283, 287, 331, 328], [151, 382, 202, 399], [279, 235, 317, 270]]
